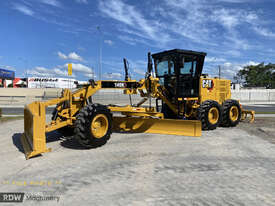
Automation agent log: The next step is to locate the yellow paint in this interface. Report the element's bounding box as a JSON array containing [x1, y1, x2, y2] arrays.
[[208, 107, 219, 124], [68, 63, 72, 76], [229, 106, 239, 121], [90, 114, 109, 138], [113, 117, 201, 137], [241, 109, 255, 123], [21, 73, 255, 160], [199, 77, 231, 105], [21, 102, 52, 159]]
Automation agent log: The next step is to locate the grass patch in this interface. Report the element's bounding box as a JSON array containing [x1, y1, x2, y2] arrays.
[[0, 116, 24, 123], [255, 112, 275, 114]]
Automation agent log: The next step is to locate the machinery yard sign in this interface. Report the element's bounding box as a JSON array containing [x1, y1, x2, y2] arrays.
[[0, 68, 15, 80], [27, 77, 76, 88]]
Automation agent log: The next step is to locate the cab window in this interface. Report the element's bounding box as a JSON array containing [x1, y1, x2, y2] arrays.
[[180, 57, 197, 76], [156, 60, 174, 77]]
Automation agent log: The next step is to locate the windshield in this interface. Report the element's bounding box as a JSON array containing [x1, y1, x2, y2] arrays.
[[156, 60, 174, 76], [180, 57, 197, 76]]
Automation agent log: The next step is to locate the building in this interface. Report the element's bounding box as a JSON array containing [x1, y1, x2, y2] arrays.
[[0, 69, 79, 88], [27, 77, 77, 88], [0, 68, 15, 87]]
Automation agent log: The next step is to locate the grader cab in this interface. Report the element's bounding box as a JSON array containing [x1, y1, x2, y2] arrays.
[[21, 49, 255, 159], [152, 49, 254, 129]]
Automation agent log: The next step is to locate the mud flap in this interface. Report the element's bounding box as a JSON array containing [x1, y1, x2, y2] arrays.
[[21, 102, 51, 159], [113, 117, 201, 136]]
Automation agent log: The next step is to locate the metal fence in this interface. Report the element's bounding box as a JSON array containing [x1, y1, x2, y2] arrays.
[[232, 89, 275, 103], [1, 88, 275, 106]]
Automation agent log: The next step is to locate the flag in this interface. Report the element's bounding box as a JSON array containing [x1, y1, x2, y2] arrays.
[[68, 63, 72, 76]]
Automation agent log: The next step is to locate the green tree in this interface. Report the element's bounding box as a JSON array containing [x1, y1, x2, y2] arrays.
[[235, 63, 275, 88]]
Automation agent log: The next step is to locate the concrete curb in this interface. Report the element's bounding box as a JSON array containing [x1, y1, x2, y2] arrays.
[[241, 102, 275, 105], [1, 114, 24, 117], [0, 105, 56, 108], [255, 114, 275, 117], [0, 105, 25, 108]]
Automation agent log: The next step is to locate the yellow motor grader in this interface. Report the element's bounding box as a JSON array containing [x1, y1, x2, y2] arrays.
[[21, 49, 254, 159]]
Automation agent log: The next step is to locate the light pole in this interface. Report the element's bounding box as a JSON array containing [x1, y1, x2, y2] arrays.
[[97, 26, 102, 80], [18, 57, 28, 78]]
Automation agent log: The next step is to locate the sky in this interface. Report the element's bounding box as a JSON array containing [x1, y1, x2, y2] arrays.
[[1, 0, 275, 81]]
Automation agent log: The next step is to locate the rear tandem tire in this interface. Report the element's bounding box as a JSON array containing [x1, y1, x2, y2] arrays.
[[197, 100, 222, 130], [74, 104, 112, 148], [221, 99, 241, 127]]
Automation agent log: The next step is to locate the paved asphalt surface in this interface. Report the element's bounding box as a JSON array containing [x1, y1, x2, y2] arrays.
[[243, 104, 275, 113], [1, 104, 275, 115]]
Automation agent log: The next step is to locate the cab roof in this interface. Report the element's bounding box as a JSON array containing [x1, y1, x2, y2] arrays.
[[152, 49, 207, 59]]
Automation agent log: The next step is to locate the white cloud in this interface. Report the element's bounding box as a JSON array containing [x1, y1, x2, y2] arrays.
[[253, 26, 275, 38], [211, 9, 240, 29], [99, 0, 171, 46], [63, 63, 92, 73], [226, 34, 251, 50], [103, 72, 122, 79], [26, 66, 69, 77], [224, 50, 242, 57], [216, 0, 253, 2], [217, 61, 260, 80], [163, 0, 213, 43], [117, 35, 148, 46], [101, 58, 146, 79], [99, 0, 137, 27], [68, 52, 83, 62], [26, 63, 93, 78], [243, 61, 260, 66], [53, 68, 68, 76], [104, 40, 114, 46], [39, 0, 62, 7], [35, 66, 49, 73], [211, 8, 259, 31], [13, 4, 34, 16], [0, 65, 16, 71], [75, 0, 88, 4], [84, 73, 96, 78], [205, 57, 226, 63], [101, 59, 124, 72], [163, 0, 263, 52], [58, 51, 84, 62], [57, 51, 67, 59], [98, 0, 273, 53], [133, 68, 145, 76]]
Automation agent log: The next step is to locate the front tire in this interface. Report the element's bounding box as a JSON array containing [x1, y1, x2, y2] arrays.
[[197, 100, 222, 130], [74, 104, 112, 148]]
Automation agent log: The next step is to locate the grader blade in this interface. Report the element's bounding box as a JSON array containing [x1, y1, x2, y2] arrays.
[[113, 117, 201, 136], [21, 102, 51, 159]]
